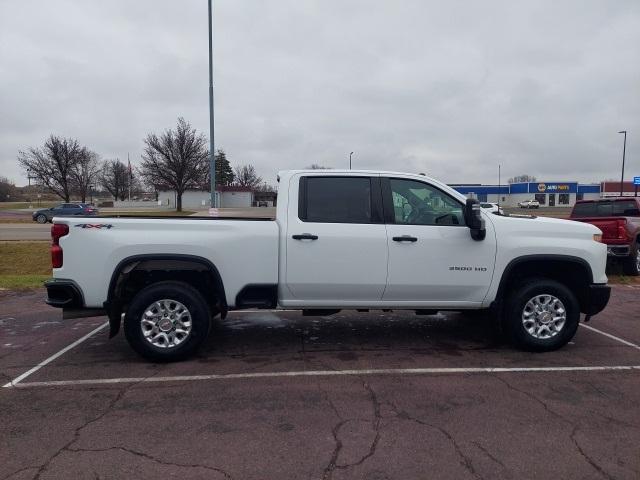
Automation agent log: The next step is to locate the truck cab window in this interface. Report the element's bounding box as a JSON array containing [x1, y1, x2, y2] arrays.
[[301, 176, 373, 224], [389, 179, 464, 226]]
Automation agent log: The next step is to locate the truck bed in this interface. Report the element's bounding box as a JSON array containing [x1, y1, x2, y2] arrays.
[[53, 215, 280, 308]]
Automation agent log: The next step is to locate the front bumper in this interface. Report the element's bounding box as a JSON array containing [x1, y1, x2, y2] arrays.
[[44, 279, 84, 308], [583, 284, 611, 316]]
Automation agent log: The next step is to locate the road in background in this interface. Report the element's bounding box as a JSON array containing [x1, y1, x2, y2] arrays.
[[0, 208, 277, 240], [0, 224, 50, 240]]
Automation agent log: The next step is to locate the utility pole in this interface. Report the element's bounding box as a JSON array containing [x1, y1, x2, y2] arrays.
[[208, 0, 217, 208], [618, 131, 627, 197], [349, 152, 353, 170]]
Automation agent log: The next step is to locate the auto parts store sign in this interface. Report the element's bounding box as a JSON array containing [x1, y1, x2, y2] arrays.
[[529, 182, 577, 193]]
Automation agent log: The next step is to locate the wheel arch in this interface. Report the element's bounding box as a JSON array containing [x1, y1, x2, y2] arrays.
[[104, 254, 228, 337], [495, 254, 594, 314]]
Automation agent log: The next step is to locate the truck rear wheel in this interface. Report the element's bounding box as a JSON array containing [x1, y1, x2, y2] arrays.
[[622, 245, 639, 277], [124, 281, 211, 361], [504, 278, 579, 352]]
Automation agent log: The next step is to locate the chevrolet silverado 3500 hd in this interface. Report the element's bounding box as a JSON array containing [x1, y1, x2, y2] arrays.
[[44, 170, 610, 361]]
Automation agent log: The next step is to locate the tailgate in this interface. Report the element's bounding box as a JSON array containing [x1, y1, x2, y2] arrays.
[[572, 217, 622, 241]]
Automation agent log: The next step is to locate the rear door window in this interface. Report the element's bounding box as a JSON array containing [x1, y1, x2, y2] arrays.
[[299, 176, 375, 224]]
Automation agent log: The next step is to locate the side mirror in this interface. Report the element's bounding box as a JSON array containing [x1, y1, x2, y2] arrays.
[[464, 199, 486, 241]]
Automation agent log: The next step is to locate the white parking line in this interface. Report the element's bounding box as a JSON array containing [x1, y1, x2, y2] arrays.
[[2, 322, 108, 388], [580, 324, 640, 351], [3, 317, 639, 390], [7, 365, 640, 388]]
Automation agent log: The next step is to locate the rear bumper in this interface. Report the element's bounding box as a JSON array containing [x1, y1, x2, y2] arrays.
[[44, 279, 84, 308], [583, 284, 611, 316]]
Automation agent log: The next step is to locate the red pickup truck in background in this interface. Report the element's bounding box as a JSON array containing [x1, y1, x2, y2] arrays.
[[570, 198, 640, 276]]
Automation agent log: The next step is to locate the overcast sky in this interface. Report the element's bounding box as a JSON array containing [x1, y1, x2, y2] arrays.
[[1, 0, 638, 187]]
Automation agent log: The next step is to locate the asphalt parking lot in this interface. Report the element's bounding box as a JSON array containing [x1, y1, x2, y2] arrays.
[[1, 286, 639, 479]]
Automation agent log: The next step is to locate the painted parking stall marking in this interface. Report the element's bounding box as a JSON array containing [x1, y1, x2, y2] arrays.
[[7, 365, 640, 389], [2, 322, 108, 388], [580, 323, 640, 350], [3, 309, 640, 390]]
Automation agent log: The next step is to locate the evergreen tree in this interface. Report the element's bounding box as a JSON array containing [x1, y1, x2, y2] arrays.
[[215, 149, 234, 186]]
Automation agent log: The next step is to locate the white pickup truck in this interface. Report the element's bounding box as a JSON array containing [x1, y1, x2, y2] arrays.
[[45, 170, 610, 361]]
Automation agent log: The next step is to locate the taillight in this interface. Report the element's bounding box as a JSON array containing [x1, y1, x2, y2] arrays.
[[617, 219, 628, 241], [51, 223, 69, 268]]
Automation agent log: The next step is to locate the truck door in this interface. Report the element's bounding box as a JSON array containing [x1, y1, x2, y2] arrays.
[[382, 177, 496, 305], [283, 175, 388, 304]]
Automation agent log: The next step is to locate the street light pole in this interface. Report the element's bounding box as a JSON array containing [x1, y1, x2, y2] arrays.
[[498, 164, 501, 208], [208, 0, 217, 208], [349, 152, 353, 170], [619, 131, 627, 197]]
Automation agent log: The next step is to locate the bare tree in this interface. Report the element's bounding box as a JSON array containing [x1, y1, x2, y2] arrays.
[[100, 159, 131, 201], [508, 174, 537, 184], [71, 150, 101, 203], [17, 135, 84, 201], [306, 164, 332, 169], [233, 164, 263, 189], [140, 117, 209, 211], [0, 176, 15, 202], [255, 182, 276, 192]]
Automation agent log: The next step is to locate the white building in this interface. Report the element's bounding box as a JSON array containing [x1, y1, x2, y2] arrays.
[[158, 186, 254, 209]]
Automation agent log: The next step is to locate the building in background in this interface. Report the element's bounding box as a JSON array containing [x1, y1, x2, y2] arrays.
[[600, 181, 640, 198], [158, 186, 254, 209], [253, 190, 277, 207], [450, 181, 602, 208]]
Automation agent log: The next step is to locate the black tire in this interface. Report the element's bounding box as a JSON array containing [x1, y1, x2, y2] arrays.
[[35, 214, 47, 224], [124, 280, 211, 362], [622, 244, 640, 277], [503, 277, 579, 352], [622, 243, 640, 277]]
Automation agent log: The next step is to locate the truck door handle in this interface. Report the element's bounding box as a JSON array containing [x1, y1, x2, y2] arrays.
[[292, 233, 318, 240], [392, 235, 418, 242]]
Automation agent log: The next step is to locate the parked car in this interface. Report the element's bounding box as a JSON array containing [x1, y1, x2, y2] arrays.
[[32, 203, 99, 223], [480, 202, 504, 214], [570, 198, 640, 276], [44, 169, 609, 361], [518, 199, 540, 209]]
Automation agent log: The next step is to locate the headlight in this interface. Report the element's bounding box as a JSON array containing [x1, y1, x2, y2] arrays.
[[593, 233, 602, 243]]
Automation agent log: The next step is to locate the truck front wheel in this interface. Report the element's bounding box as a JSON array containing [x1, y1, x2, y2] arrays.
[[124, 281, 211, 361], [622, 245, 639, 277], [504, 278, 579, 352]]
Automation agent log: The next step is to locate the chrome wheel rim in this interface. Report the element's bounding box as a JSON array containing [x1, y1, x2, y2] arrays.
[[522, 294, 566, 339], [141, 299, 192, 349], [636, 253, 640, 272], [37, 215, 46, 223]]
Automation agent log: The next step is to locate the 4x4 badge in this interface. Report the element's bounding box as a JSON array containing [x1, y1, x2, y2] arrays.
[[74, 224, 113, 229]]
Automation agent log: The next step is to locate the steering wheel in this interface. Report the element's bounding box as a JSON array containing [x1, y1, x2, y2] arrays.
[[408, 205, 436, 224]]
